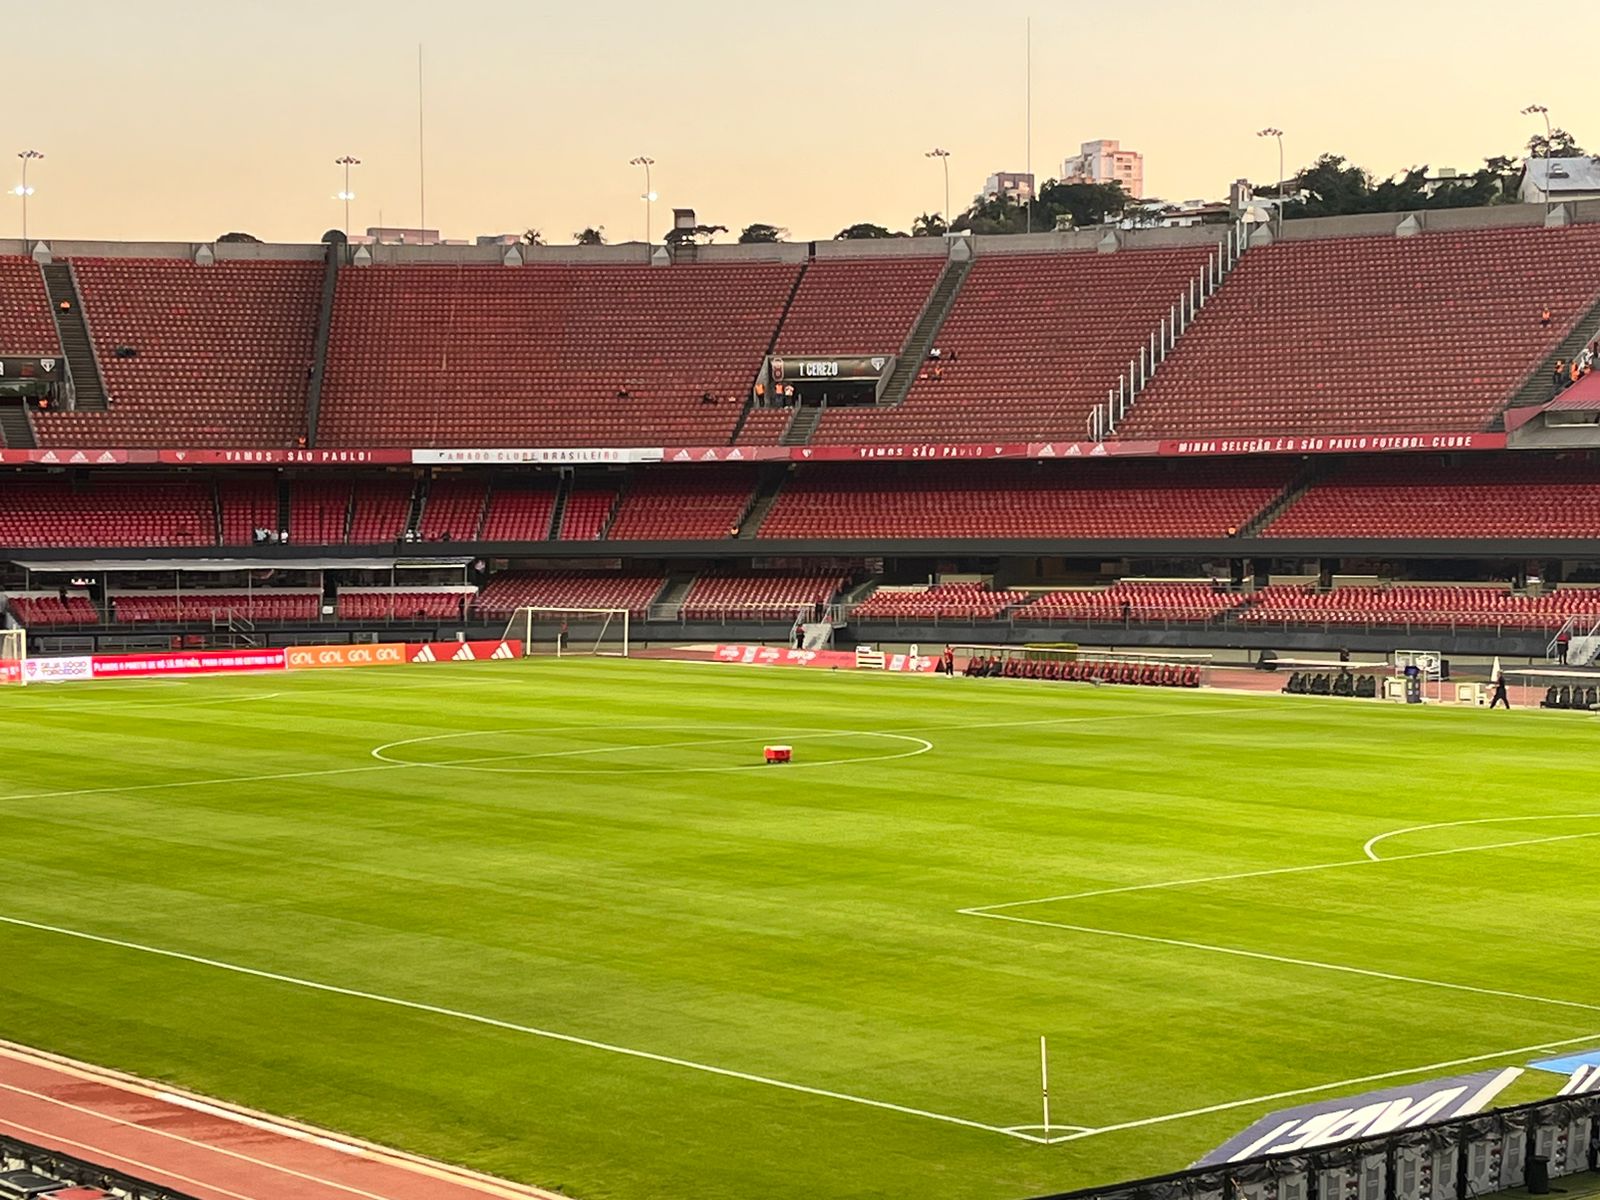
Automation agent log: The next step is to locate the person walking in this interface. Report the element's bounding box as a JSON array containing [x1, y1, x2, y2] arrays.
[[1489, 673, 1511, 710]]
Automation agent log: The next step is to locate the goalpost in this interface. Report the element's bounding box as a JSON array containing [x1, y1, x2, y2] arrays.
[[0, 627, 27, 686], [501, 607, 631, 658]]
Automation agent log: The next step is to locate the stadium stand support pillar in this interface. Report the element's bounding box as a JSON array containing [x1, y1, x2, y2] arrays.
[[735, 464, 789, 537], [304, 240, 341, 447], [40, 262, 109, 412], [875, 255, 973, 408], [1494, 288, 1600, 429], [780, 403, 824, 445], [405, 474, 428, 540], [276, 476, 292, 537], [0, 405, 37, 449]]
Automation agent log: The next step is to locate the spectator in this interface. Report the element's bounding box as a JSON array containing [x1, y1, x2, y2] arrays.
[[1557, 628, 1571, 664], [1553, 360, 1567, 393], [1540, 307, 1553, 327], [1572, 360, 1583, 388]]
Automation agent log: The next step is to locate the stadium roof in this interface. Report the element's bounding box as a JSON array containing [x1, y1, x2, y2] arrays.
[[1546, 373, 1600, 411]]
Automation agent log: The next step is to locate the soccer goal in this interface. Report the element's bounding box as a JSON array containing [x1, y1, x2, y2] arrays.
[[501, 607, 630, 658], [0, 627, 27, 686]]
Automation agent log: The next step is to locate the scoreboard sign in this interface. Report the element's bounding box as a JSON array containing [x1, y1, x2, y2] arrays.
[[0, 356, 64, 381], [770, 355, 889, 384]]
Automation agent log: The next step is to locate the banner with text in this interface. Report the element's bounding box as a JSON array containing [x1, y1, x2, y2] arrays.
[[713, 644, 938, 673], [405, 640, 522, 664], [287, 644, 407, 670], [21, 655, 94, 685], [89, 648, 287, 679]]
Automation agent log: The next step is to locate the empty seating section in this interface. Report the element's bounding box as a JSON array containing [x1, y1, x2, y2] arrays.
[[6, 594, 100, 625], [1122, 226, 1600, 438], [558, 485, 618, 540], [473, 571, 665, 617], [679, 571, 845, 620], [319, 263, 799, 447], [419, 476, 489, 540], [1266, 455, 1600, 538], [759, 461, 1291, 539], [1239, 585, 1600, 630], [337, 590, 468, 620], [605, 467, 756, 540], [218, 476, 279, 545], [36, 259, 321, 446], [0, 476, 214, 546], [481, 482, 557, 541], [112, 591, 319, 623], [812, 247, 1215, 443], [1017, 581, 1240, 623], [775, 257, 945, 355], [288, 479, 351, 543], [0, 257, 58, 354], [852, 582, 1028, 620], [347, 475, 415, 542]]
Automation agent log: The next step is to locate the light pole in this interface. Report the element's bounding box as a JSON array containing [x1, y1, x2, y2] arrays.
[[925, 148, 951, 232], [1522, 105, 1552, 205], [334, 155, 360, 238], [1257, 128, 1284, 233], [14, 150, 42, 244], [630, 156, 656, 245]]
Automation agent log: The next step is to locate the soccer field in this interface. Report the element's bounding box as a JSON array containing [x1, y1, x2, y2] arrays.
[[2, 659, 1596, 1200]]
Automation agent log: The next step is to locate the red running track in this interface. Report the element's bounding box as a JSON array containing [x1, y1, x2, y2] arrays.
[[0, 1042, 561, 1200]]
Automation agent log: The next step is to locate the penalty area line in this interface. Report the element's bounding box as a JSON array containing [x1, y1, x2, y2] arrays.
[[0, 913, 1043, 1145]]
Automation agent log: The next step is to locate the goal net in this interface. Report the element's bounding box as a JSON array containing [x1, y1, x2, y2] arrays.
[[0, 627, 26, 686], [501, 607, 630, 658]]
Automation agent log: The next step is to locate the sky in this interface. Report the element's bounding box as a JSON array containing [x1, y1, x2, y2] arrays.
[[8, 0, 1595, 246]]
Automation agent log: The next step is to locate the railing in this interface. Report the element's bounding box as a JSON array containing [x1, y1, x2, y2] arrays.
[[1089, 219, 1247, 442]]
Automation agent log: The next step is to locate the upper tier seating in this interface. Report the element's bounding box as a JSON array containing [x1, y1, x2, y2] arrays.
[[35, 259, 321, 447], [774, 257, 945, 356], [473, 570, 666, 618], [852, 582, 1029, 620], [337, 590, 469, 620], [759, 460, 1292, 539], [1016, 580, 1242, 624], [218, 476, 279, 545], [811, 247, 1215, 443], [112, 591, 320, 623], [1122, 226, 1600, 438], [480, 480, 558, 541], [605, 466, 756, 540], [0, 476, 214, 547], [0, 257, 59, 355], [288, 479, 352, 544], [679, 571, 846, 620], [1265, 454, 1600, 538], [347, 475, 415, 542], [419, 476, 489, 541], [319, 263, 799, 447], [1238, 584, 1600, 630], [5, 593, 100, 626]]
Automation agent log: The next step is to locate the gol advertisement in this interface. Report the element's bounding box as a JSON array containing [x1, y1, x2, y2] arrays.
[[287, 643, 407, 670]]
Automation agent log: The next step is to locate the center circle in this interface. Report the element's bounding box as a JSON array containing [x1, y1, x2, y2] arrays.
[[369, 723, 933, 775]]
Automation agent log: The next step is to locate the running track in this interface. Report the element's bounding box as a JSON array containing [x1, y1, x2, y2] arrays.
[[0, 1042, 561, 1200]]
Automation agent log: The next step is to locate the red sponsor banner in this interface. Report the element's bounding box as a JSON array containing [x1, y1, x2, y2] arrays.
[[792, 442, 1032, 462], [0, 660, 20, 686], [713, 644, 937, 673], [287, 643, 407, 670], [1156, 431, 1508, 456], [160, 448, 412, 465], [405, 640, 522, 664], [0, 448, 145, 465], [89, 648, 287, 678], [660, 446, 792, 463]]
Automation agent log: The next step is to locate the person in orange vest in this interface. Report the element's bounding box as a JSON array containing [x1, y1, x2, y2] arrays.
[[1553, 360, 1566, 393], [1540, 306, 1553, 328], [1572, 360, 1583, 387]]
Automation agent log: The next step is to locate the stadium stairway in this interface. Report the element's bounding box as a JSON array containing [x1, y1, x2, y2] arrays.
[[304, 241, 340, 447], [875, 255, 973, 409], [41, 263, 108, 411], [736, 465, 787, 538], [0, 405, 36, 449], [1495, 289, 1600, 428], [781, 404, 823, 445], [1237, 458, 1330, 536], [649, 573, 697, 620]]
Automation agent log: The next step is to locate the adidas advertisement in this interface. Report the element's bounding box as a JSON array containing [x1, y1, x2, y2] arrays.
[[405, 641, 522, 664]]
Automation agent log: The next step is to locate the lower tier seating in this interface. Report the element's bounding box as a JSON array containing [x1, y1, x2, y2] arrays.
[[605, 466, 757, 540], [852, 582, 1028, 620], [0, 477, 215, 547], [1239, 585, 1600, 630], [337, 590, 470, 620], [1015, 581, 1242, 624], [678, 571, 846, 620], [112, 591, 321, 623], [473, 571, 666, 618], [5, 593, 101, 625]]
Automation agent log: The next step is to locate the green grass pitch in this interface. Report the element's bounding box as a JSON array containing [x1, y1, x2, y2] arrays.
[[1, 659, 1597, 1200]]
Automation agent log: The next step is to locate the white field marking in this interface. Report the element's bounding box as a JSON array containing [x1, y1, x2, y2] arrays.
[[963, 909, 1600, 1015], [970, 826, 1600, 913], [0, 913, 1045, 1145], [370, 725, 933, 775], [0, 1112, 255, 1200], [0, 1079, 403, 1200], [1040, 1028, 1600, 1145], [0, 761, 413, 806], [1364, 813, 1600, 861]]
